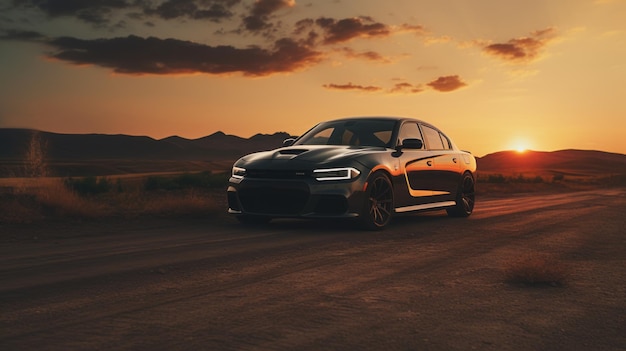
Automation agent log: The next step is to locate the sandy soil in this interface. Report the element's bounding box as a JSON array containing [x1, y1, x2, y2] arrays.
[[1, 189, 625, 350]]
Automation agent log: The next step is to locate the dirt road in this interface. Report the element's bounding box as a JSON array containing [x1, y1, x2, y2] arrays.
[[1, 189, 625, 350]]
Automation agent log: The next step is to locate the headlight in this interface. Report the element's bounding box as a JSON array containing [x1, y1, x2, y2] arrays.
[[232, 166, 246, 179], [313, 167, 360, 181]]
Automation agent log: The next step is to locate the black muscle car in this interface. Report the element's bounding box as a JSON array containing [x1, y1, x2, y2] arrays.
[[227, 117, 476, 229]]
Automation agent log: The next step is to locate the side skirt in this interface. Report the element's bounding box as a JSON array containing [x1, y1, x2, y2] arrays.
[[395, 201, 456, 213]]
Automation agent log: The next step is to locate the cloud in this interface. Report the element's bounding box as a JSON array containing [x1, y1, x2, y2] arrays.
[[426, 75, 467, 92], [242, 0, 295, 32], [322, 82, 382, 92], [39, 34, 322, 76], [324, 77, 466, 94], [291, 16, 423, 48], [0, 29, 47, 41], [315, 16, 390, 44], [10, 0, 241, 25], [339, 47, 389, 63], [389, 82, 423, 94], [11, 0, 132, 25], [146, 0, 241, 22], [483, 28, 558, 63]]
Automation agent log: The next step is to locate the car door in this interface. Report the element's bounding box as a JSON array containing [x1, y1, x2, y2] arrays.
[[419, 124, 461, 202], [393, 122, 439, 208]]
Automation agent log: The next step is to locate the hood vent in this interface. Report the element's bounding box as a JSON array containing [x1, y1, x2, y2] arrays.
[[279, 149, 308, 155]]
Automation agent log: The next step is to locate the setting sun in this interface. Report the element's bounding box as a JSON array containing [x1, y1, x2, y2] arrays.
[[509, 138, 532, 153]]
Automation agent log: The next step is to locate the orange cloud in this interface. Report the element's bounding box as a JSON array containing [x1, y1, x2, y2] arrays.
[[389, 82, 424, 94], [322, 82, 382, 92], [340, 47, 390, 63], [483, 28, 558, 63], [426, 75, 467, 92]]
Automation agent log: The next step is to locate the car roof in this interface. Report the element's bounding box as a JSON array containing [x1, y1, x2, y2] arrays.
[[323, 116, 437, 129], [326, 116, 420, 122]]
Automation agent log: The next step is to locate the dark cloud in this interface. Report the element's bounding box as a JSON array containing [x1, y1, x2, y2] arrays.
[[242, 0, 294, 32], [10, 0, 240, 25], [315, 16, 390, 44], [322, 82, 382, 92], [0, 29, 47, 41], [146, 0, 240, 21], [426, 75, 467, 92], [13, 0, 130, 25], [41, 34, 322, 76], [483, 28, 557, 63]]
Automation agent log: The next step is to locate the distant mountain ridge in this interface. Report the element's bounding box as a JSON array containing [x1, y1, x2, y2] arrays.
[[477, 149, 626, 177], [1, 128, 625, 177], [0, 128, 293, 161]]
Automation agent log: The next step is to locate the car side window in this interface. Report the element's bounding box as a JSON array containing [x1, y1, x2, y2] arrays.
[[398, 122, 423, 148], [421, 125, 445, 150], [439, 132, 452, 150]]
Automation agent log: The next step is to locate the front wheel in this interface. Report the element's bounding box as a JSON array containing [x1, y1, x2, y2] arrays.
[[447, 172, 475, 217], [360, 172, 394, 230]]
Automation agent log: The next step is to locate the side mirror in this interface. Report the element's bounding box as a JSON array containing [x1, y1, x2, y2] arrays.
[[399, 138, 423, 150], [283, 138, 296, 147]]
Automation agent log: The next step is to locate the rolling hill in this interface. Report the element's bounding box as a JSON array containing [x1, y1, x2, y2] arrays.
[[1, 128, 625, 178], [476, 150, 626, 177], [0, 128, 292, 176]]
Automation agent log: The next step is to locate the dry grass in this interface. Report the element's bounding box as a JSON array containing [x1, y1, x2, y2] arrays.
[[0, 177, 224, 223], [503, 253, 569, 287], [0, 179, 109, 222]]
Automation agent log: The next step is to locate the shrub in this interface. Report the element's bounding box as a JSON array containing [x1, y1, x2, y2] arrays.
[[504, 253, 569, 287], [487, 174, 506, 183], [24, 131, 48, 178], [552, 174, 565, 182], [64, 176, 112, 195], [144, 172, 229, 191]]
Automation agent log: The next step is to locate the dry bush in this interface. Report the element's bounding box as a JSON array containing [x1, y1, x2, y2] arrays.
[[24, 131, 48, 178], [503, 253, 569, 287], [23, 179, 110, 218], [0, 176, 225, 223]]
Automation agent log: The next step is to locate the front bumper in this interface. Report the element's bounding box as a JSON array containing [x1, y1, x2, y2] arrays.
[[227, 176, 367, 218]]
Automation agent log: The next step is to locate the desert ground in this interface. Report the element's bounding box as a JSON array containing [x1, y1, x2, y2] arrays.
[[1, 188, 624, 350]]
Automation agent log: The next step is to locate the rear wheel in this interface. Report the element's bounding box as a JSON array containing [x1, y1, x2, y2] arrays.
[[360, 172, 394, 230], [447, 172, 475, 217]]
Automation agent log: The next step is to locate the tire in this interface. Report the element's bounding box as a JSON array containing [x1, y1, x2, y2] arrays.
[[447, 172, 475, 217], [236, 215, 272, 226], [360, 171, 394, 230]]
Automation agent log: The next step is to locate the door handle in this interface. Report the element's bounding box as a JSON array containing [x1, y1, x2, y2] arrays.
[[426, 160, 433, 167], [452, 158, 457, 163]]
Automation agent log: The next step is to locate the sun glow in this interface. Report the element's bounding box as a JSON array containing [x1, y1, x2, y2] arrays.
[[510, 138, 532, 153]]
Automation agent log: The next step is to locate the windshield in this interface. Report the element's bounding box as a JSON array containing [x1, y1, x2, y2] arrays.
[[295, 119, 397, 147]]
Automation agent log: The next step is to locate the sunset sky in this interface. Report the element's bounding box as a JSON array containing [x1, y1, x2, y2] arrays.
[[0, 0, 624, 156]]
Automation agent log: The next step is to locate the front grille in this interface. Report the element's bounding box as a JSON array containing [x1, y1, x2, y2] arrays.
[[238, 186, 309, 215], [246, 169, 311, 180]]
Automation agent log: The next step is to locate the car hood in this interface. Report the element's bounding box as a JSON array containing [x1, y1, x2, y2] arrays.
[[237, 145, 388, 168]]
